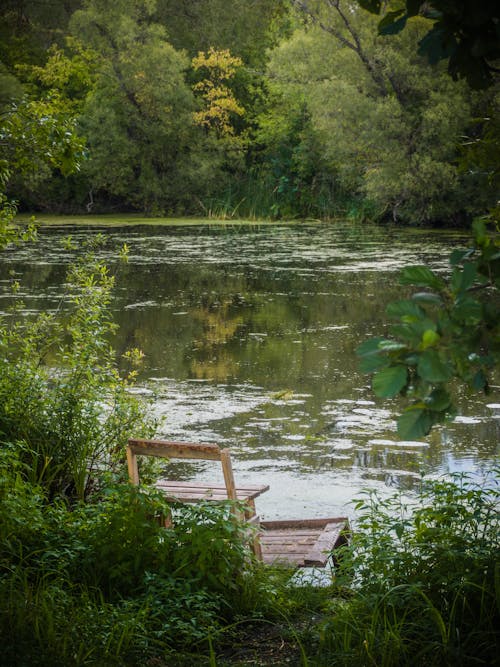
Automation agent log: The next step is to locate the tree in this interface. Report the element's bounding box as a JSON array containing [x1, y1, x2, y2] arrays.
[[0, 88, 84, 247], [268, 2, 489, 223], [153, 0, 289, 67], [71, 0, 206, 214], [192, 48, 245, 142], [358, 0, 500, 89]]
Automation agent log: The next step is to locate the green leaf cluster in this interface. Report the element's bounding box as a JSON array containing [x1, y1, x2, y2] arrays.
[[321, 472, 500, 665], [0, 448, 257, 661], [1, 0, 496, 220], [264, 3, 494, 225], [357, 217, 499, 439], [361, 1, 500, 89]]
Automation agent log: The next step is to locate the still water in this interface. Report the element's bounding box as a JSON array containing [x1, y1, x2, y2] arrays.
[[2, 221, 498, 519]]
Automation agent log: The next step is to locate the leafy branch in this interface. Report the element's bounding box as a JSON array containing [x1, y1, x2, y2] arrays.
[[357, 216, 499, 439]]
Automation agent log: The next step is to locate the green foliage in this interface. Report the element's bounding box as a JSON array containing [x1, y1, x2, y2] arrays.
[[266, 4, 491, 224], [358, 217, 499, 439], [3, 0, 495, 220], [317, 471, 500, 666], [192, 48, 245, 142], [71, 0, 212, 215], [0, 443, 270, 664], [153, 0, 289, 68], [1, 96, 85, 185], [362, 1, 500, 89], [0, 236, 155, 501], [0, 77, 84, 241], [0, 189, 36, 250]]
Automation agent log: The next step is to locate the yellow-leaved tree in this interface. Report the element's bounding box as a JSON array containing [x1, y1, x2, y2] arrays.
[[192, 48, 245, 143]]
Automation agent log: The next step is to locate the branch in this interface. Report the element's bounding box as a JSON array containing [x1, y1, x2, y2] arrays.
[[292, 0, 389, 96]]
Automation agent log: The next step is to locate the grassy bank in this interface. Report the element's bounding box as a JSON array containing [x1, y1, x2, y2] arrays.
[[15, 213, 309, 227], [1, 458, 498, 666]]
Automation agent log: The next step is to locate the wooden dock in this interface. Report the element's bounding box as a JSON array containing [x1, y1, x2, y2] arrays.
[[259, 517, 350, 567], [127, 438, 350, 569]]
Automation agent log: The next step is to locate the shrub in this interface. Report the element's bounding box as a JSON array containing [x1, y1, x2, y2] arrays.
[[0, 235, 155, 502], [0, 445, 255, 664], [318, 471, 500, 666]]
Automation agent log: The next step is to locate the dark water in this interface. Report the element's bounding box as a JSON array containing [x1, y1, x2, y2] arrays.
[[2, 222, 498, 519]]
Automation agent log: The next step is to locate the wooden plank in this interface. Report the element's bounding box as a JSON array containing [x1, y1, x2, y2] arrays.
[[259, 530, 323, 538], [261, 535, 317, 545], [156, 489, 266, 503], [220, 448, 237, 503], [260, 517, 348, 531], [262, 553, 305, 565], [126, 446, 139, 485], [155, 481, 269, 501], [259, 518, 350, 568], [304, 521, 347, 566], [128, 438, 222, 460], [261, 540, 313, 560], [158, 489, 230, 499], [156, 481, 269, 492]]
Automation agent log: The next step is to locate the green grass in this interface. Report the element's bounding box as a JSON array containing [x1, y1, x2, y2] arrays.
[[14, 213, 307, 227]]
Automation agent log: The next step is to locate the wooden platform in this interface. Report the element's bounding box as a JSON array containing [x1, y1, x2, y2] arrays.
[[259, 517, 350, 567]]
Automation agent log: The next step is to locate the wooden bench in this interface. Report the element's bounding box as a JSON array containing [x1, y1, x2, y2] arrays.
[[126, 438, 268, 557], [127, 438, 269, 514]]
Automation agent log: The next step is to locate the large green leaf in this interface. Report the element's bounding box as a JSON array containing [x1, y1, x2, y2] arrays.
[[378, 340, 407, 352], [417, 350, 452, 383], [412, 292, 443, 306], [399, 266, 445, 290], [418, 26, 454, 66], [453, 296, 483, 324], [397, 407, 435, 439], [356, 337, 388, 356], [357, 336, 391, 372], [451, 262, 479, 294], [421, 329, 440, 349], [372, 365, 407, 398], [379, 10, 407, 35], [405, 0, 422, 15], [390, 318, 437, 346], [386, 299, 425, 319], [424, 387, 452, 412], [360, 354, 391, 373], [357, 0, 381, 13], [450, 248, 474, 266]]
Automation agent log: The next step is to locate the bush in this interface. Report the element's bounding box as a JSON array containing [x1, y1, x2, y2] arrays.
[[318, 471, 500, 666], [0, 444, 256, 664], [0, 235, 155, 502]]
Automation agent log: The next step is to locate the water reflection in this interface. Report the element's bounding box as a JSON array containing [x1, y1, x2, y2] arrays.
[[1, 222, 498, 519]]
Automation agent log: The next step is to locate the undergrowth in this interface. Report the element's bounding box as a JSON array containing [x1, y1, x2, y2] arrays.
[[315, 471, 500, 666]]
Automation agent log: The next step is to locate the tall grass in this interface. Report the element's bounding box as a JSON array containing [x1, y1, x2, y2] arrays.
[[202, 167, 348, 221], [316, 472, 500, 666]]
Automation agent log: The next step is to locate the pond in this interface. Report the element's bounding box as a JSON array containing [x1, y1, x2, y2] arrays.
[[2, 220, 498, 519]]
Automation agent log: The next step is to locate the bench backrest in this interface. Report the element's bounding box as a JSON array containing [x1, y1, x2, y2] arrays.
[[126, 438, 238, 501]]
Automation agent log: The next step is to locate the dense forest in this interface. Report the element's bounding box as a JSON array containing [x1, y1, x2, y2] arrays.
[[1, 0, 498, 224]]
